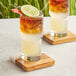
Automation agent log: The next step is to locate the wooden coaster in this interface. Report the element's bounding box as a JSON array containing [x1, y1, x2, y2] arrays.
[[15, 53, 55, 72], [43, 31, 76, 45]]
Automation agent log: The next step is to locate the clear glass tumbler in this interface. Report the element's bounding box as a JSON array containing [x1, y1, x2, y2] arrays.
[[20, 15, 43, 61], [49, 0, 69, 37]]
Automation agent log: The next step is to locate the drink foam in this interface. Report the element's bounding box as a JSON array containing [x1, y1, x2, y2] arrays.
[[50, 12, 68, 19], [20, 32, 42, 41]]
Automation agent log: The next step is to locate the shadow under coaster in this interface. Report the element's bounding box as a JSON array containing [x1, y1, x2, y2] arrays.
[[15, 53, 55, 72], [43, 31, 76, 45]]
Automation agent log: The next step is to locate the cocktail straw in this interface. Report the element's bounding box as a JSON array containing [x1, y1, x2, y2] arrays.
[[40, 0, 49, 16]]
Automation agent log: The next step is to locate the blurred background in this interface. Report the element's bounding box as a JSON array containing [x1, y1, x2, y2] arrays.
[[0, 0, 76, 19]]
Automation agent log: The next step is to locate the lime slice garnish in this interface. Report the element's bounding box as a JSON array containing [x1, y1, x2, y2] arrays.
[[21, 5, 40, 17]]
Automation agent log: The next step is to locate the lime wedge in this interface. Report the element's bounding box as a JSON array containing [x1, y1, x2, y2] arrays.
[[21, 5, 40, 17]]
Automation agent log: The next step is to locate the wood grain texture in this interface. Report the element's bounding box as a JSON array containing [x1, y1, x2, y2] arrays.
[[43, 31, 76, 45], [15, 53, 55, 72]]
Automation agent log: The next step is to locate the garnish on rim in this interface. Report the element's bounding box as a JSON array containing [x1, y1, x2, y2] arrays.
[[11, 8, 23, 15], [21, 5, 40, 17]]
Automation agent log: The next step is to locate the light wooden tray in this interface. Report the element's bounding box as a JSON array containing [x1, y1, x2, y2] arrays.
[[15, 53, 55, 72], [43, 31, 76, 45]]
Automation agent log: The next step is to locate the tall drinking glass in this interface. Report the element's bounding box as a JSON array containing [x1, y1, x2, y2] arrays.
[[20, 15, 43, 61], [49, 0, 69, 37]]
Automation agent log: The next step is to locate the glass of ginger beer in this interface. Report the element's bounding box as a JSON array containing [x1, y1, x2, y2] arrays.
[[49, 0, 69, 37], [20, 14, 43, 61]]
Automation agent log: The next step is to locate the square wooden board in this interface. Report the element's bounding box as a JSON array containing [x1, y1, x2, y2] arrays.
[[15, 53, 55, 72], [43, 31, 76, 45]]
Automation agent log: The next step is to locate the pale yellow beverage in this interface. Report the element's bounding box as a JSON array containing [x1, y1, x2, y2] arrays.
[[22, 39, 41, 57], [51, 13, 68, 33]]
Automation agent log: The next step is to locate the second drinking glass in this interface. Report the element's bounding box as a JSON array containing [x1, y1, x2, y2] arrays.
[[49, 0, 69, 37]]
